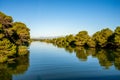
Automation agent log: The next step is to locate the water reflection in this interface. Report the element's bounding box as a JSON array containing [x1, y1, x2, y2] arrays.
[[52, 43, 120, 70], [0, 51, 29, 80]]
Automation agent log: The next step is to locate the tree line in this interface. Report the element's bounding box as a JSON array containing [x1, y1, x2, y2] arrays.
[[0, 12, 30, 63], [40, 27, 120, 49], [39, 28, 120, 70]]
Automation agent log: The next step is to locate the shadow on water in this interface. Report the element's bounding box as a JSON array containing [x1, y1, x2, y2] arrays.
[[0, 51, 29, 80], [52, 43, 120, 70]]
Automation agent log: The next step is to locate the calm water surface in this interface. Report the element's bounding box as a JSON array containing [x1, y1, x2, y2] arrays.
[[1, 42, 120, 80]]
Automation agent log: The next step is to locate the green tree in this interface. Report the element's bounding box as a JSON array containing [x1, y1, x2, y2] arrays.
[[93, 28, 113, 47], [74, 31, 90, 46], [114, 26, 120, 47], [0, 12, 30, 63], [86, 37, 96, 48], [13, 22, 30, 46], [75, 47, 88, 61]]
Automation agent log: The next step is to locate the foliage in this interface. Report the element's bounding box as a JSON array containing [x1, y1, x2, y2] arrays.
[[74, 31, 90, 46], [18, 46, 29, 56], [92, 28, 113, 47], [38, 26, 120, 70], [39, 26, 120, 49], [0, 12, 30, 63], [114, 26, 120, 47]]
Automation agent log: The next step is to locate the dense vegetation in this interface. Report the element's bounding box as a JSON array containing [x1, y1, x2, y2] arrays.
[[39, 29, 120, 70], [40, 27, 120, 49], [0, 12, 30, 63], [38, 26, 120, 70]]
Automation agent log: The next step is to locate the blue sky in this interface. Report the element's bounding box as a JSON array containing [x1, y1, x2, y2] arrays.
[[1, 0, 120, 38]]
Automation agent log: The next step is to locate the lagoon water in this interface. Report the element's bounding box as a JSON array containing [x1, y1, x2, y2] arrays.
[[1, 42, 120, 80]]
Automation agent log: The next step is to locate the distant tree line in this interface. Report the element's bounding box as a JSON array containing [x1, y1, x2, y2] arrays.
[[0, 12, 30, 63], [41, 27, 120, 49]]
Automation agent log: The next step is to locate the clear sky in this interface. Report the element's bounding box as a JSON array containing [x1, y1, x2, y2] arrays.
[[1, 0, 120, 38]]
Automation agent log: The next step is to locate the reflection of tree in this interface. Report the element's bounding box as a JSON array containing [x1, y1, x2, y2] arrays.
[[0, 50, 29, 80], [74, 47, 87, 61], [51, 39, 120, 70], [95, 49, 113, 69], [0, 64, 12, 80], [86, 48, 96, 57], [114, 57, 120, 70], [9, 53, 29, 74], [64, 46, 74, 53], [113, 50, 120, 70], [93, 49, 120, 70]]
